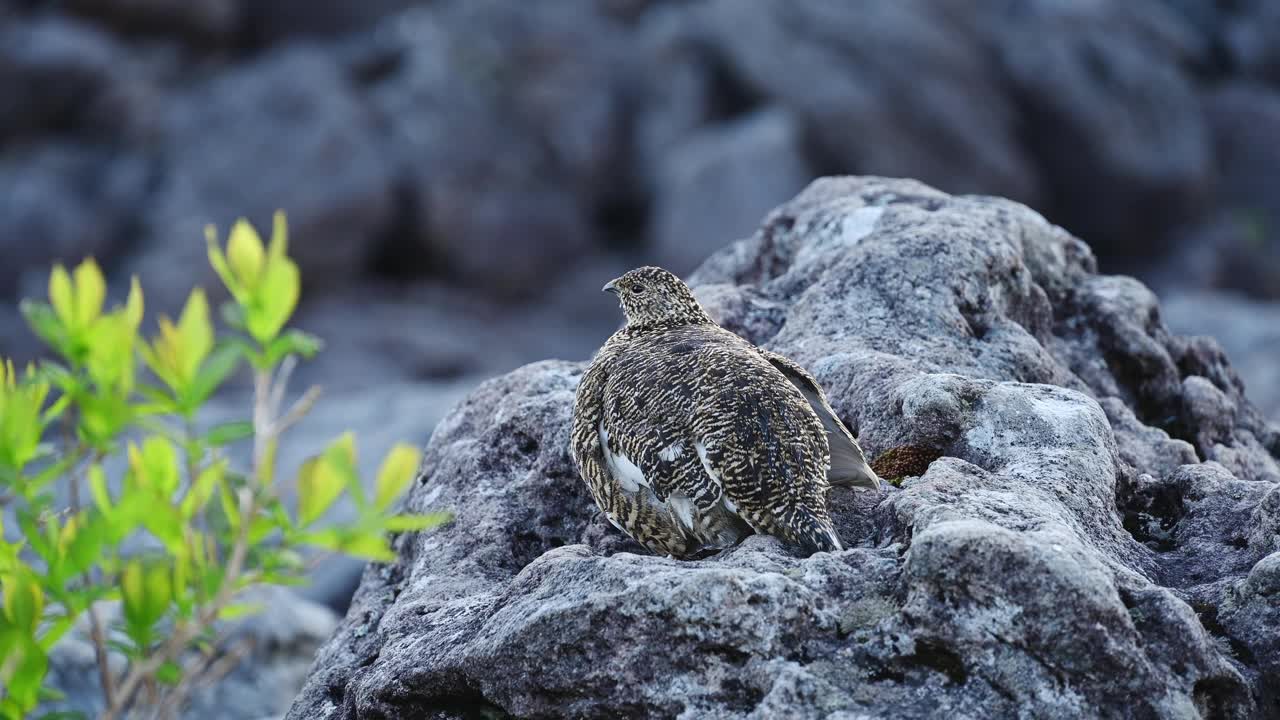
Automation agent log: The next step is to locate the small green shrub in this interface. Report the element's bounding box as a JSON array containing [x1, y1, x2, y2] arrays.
[[0, 213, 446, 719]]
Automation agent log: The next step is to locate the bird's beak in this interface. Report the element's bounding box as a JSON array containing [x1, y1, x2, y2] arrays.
[[602, 278, 620, 295]]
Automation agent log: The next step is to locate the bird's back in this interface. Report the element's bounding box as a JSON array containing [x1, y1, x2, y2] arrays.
[[597, 324, 838, 554]]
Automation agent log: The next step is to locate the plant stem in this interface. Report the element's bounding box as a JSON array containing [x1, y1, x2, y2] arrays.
[[73, 447, 118, 709], [104, 368, 277, 719]]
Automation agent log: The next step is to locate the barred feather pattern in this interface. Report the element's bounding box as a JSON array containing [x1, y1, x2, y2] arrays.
[[571, 267, 873, 559]]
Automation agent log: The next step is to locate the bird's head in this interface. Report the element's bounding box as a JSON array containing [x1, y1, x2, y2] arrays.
[[603, 266, 713, 329]]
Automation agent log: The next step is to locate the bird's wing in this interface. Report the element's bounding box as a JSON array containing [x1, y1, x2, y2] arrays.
[[571, 355, 695, 557], [758, 349, 881, 491], [599, 372, 725, 530], [690, 346, 843, 553]]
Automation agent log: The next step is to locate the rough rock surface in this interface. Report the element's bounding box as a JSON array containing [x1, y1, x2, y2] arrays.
[[1163, 290, 1280, 422], [287, 177, 1280, 719]]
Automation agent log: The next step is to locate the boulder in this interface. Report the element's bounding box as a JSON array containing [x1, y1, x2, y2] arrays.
[[130, 46, 396, 315], [649, 107, 811, 276], [0, 142, 150, 306], [1162, 290, 1280, 421], [358, 0, 635, 296], [0, 15, 159, 142], [62, 0, 241, 46], [287, 177, 1280, 718]]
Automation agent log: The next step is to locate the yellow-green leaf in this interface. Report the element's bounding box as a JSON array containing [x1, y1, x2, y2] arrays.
[[216, 602, 265, 621], [382, 511, 452, 533], [131, 436, 180, 497], [296, 455, 344, 527], [268, 210, 288, 261], [88, 464, 113, 516], [120, 560, 145, 627], [1, 573, 43, 632], [206, 225, 244, 303], [48, 265, 74, 329], [176, 288, 213, 381], [227, 219, 265, 288], [180, 460, 224, 519], [374, 443, 421, 511], [143, 563, 172, 621], [342, 533, 395, 562], [125, 275, 144, 329], [72, 258, 106, 328], [247, 257, 300, 344]]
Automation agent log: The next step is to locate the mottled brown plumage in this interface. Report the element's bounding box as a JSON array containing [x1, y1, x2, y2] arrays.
[[571, 266, 881, 558]]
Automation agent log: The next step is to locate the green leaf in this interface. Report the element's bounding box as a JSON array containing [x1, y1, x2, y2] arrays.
[[1, 573, 43, 632], [124, 276, 144, 329], [181, 460, 225, 519], [88, 464, 113, 516], [143, 563, 172, 621], [77, 391, 131, 448], [247, 257, 300, 344], [62, 516, 105, 578], [120, 560, 145, 629], [204, 420, 253, 448], [176, 288, 213, 384], [19, 300, 67, 356], [71, 259, 106, 329], [216, 602, 265, 621], [382, 512, 452, 533], [207, 225, 236, 293], [324, 432, 364, 509], [188, 345, 242, 408], [83, 313, 138, 393], [48, 265, 74, 329], [341, 532, 396, 562], [296, 456, 344, 527], [155, 660, 182, 686], [263, 329, 322, 367], [121, 560, 171, 649], [218, 481, 241, 534], [0, 633, 47, 714], [227, 219, 265, 289], [131, 436, 180, 497], [268, 210, 289, 260], [374, 443, 421, 511]]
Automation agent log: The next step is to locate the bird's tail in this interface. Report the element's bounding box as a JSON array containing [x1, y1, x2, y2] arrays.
[[793, 515, 844, 555]]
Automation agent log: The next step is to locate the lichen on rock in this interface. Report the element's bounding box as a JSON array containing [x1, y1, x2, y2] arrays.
[[288, 177, 1280, 719]]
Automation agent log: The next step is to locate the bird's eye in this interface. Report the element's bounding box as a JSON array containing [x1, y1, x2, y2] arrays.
[[632, 284, 647, 294]]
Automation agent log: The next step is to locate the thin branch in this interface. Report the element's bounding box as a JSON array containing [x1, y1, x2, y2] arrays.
[[268, 355, 298, 420], [104, 489, 255, 720], [159, 634, 256, 720], [87, 602, 117, 709], [72, 446, 118, 708], [105, 368, 273, 720], [272, 385, 322, 437]]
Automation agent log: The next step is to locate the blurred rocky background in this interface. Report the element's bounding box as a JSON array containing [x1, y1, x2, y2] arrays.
[[3, 0, 1280, 713]]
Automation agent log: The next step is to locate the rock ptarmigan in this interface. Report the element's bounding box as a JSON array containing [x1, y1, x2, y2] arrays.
[[571, 266, 881, 558]]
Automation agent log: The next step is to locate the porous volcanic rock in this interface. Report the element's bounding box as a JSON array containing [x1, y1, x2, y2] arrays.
[[288, 177, 1279, 719]]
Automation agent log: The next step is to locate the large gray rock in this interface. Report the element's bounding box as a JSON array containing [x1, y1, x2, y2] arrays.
[[649, 107, 811, 276], [694, 0, 1212, 267], [1162, 291, 1280, 422], [0, 142, 150, 304], [695, 0, 1038, 207], [130, 46, 396, 315], [358, 0, 634, 296], [0, 16, 160, 142], [287, 177, 1280, 718]]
